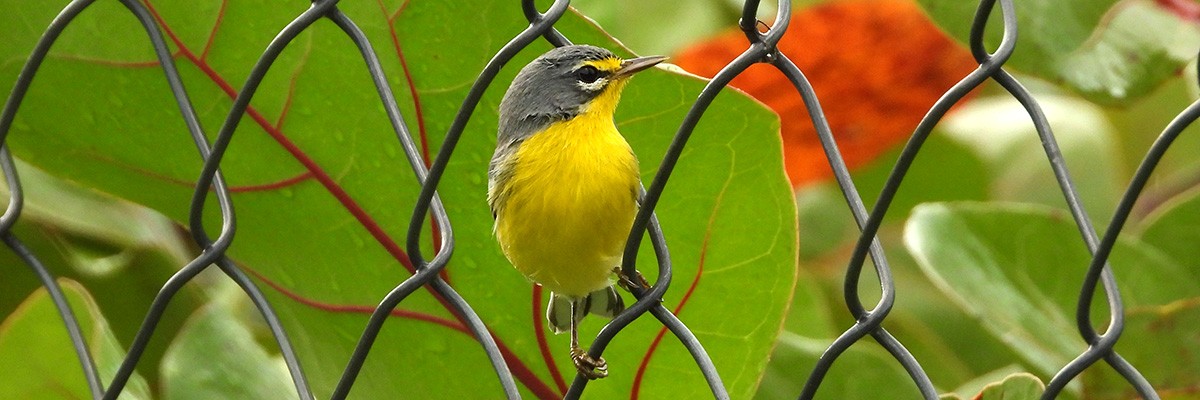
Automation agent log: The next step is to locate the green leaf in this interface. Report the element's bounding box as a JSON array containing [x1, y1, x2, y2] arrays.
[[1139, 187, 1200, 276], [1105, 76, 1200, 197], [795, 133, 990, 261], [1087, 297, 1200, 399], [161, 299, 296, 400], [949, 365, 1031, 400], [0, 159, 201, 387], [975, 373, 1045, 400], [1081, 187, 1200, 398], [0, 1, 796, 399], [781, 268, 835, 339], [569, 0, 731, 56], [916, 0, 1200, 104], [1057, 1, 1200, 104], [0, 159, 192, 278], [882, 291, 1025, 391], [853, 133, 991, 223], [940, 93, 1122, 223], [568, 0, 825, 56], [795, 183, 860, 260], [753, 332, 923, 400], [0, 280, 151, 400], [902, 202, 1196, 383]]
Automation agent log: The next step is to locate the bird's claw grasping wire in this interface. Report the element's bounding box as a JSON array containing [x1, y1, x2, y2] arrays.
[[616, 268, 651, 292], [571, 346, 608, 380]]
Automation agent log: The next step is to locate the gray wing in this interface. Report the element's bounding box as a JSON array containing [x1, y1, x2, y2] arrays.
[[487, 138, 522, 220]]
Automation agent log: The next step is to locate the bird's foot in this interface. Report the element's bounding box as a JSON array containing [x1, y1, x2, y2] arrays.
[[570, 347, 608, 380], [614, 268, 651, 292]]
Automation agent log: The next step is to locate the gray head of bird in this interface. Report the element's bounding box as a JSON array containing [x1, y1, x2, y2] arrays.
[[498, 45, 667, 140]]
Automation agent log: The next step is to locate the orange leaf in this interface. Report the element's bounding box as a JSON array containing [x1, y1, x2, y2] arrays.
[[674, 0, 978, 188]]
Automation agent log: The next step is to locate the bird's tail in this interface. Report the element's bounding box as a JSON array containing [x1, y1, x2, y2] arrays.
[[546, 286, 625, 334]]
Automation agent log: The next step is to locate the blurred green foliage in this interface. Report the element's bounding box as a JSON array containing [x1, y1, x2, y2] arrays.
[[0, 0, 794, 399], [4, 0, 1200, 399]]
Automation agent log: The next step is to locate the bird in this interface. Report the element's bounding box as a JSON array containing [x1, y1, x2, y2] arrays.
[[487, 45, 666, 380]]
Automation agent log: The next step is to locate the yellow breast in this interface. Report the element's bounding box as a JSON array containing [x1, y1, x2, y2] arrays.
[[492, 112, 640, 297]]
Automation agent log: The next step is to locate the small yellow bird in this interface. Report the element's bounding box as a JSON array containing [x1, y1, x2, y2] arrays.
[[488, 45, 666, 379]]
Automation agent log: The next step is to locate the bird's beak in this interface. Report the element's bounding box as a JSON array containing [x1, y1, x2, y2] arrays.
[[614, 55, 669, 78]]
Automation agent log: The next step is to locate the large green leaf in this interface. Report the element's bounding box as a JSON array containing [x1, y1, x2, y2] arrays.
[[1082, 187, 1200, 399], [948, 365, 1027, 399], [569, 0, 824, 56], [917, 0, 1200, 105], [570, 0, 733, 56], [0, 1, 796, 399], [1139, 187, 1200, 274], [974, 373, 1044, 400], [904, 202, 1199, 397], [939, 93, 1122, 223], [0, 280, 151, 400], [0, 160, 201, 387], [753, 332, 923, 400], [1083, 298, 1200, 399], [795, 133, 990, 260], [160, 297, 296, 400], [0, 159, 192, 278]]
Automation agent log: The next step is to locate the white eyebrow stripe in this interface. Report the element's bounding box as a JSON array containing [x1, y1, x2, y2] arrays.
[[577, 78, 608, 92]]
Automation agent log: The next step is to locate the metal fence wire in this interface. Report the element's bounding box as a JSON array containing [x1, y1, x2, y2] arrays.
[[2, 0, 1197, 399]]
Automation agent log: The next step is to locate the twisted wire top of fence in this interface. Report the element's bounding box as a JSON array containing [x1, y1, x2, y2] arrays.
[[3, 0, 1199, 399]]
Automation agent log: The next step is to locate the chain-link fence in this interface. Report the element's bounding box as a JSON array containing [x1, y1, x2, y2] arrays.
[[3, 0, 1197, 399]]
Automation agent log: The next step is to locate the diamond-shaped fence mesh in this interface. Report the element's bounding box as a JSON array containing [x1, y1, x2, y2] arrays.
[[2, 0, 1197, 399]]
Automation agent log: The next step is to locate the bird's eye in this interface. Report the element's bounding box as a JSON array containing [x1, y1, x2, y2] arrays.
[[576, 66, 602, 84]]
